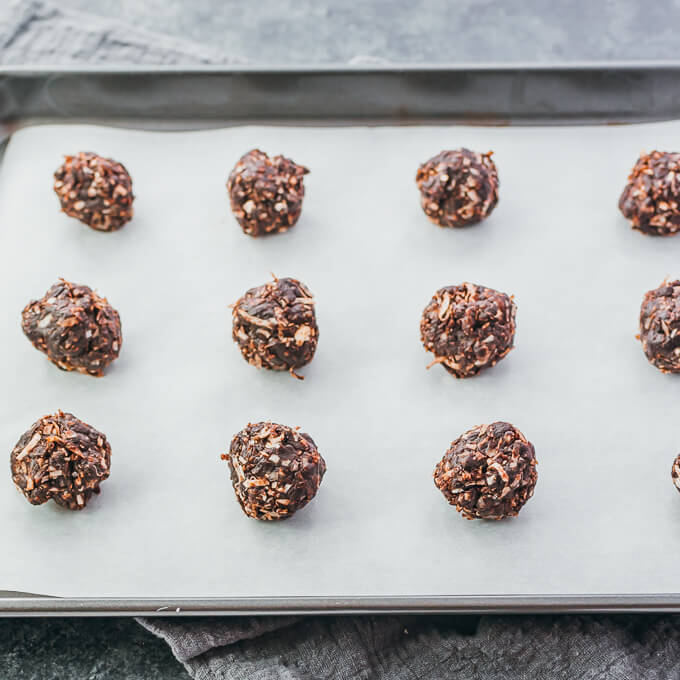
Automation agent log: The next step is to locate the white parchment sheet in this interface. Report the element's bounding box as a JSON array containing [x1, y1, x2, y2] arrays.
[[1, 122, 680, 598]]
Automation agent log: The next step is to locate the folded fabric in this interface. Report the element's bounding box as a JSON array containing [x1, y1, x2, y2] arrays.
[[138, 613, 680, 679]]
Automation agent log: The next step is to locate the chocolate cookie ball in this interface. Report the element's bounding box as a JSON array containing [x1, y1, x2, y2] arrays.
[[231, 277, 318, 379], [22, 279, 122, 377], [54, 152, 134, 231], [227, 149, 309, 237], [420, 282, 516, 378], [619, 151, 680, 236], [415, 148, 499, 228], [673, 454, 680, 493], [434, 421, 537, 520], [222, 422, 326, 520], [11, 411, 111, 510], [639, 280, 680, 372]]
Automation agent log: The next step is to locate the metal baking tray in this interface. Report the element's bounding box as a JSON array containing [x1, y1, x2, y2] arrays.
[[3, 64, 680, 617]]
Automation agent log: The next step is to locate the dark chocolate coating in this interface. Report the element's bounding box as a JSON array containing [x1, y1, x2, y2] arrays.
[[231, 277, 318, 378], [434, 421, 537, 520], [619, 151, 680, 236], [639, 280, 680, 372], [10, 411, 111, 510], [227, 149, 309, 237], [223, 421, 326, 520], [54, 152, 134, 231], [415, 148, 499, 228], [420, 282, 516, 378], [21, 280, 122, 377]]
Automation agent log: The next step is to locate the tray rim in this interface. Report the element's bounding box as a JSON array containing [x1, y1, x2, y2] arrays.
[[5, 62, 680, 132], [2, 63, 680, 616], [4, 61, 680, 73], [5, 594, 680, 616]]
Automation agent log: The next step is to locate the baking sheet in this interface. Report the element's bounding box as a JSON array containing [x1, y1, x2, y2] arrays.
[[1, 121, 680, 599]]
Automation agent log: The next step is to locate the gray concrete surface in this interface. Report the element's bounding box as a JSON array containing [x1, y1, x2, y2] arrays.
[[60, 0, 680, 64], [0, 618, 188, 679], [3, 1, 680, 678]]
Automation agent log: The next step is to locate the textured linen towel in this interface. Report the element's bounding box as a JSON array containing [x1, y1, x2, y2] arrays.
[[4, 1, 680, 678], [138, 614, 680, 679]]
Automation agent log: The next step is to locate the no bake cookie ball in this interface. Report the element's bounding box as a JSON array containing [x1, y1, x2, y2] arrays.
[[54, 152, 134, 231], [420, 282, 516, 378], [639, 280, 680, 373], [619, 151, 680, 236], [11, 411, 111, 511], [222, 421, 326, 520], [672, 453, 680, 493], [415, 148, 499, 228], [21, 279, 122, 376], [231, 277, 318, 378], [433, 421, 537, 520], [227, 149, 309, 236]]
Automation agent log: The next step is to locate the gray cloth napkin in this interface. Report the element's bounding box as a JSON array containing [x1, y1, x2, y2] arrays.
[[4, 2, 680, 678], [138, 614, 680, 679]]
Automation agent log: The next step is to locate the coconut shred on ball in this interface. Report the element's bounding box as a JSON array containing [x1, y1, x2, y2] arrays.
[[54, 152, 134, 231], [415, 148, 499, 228], [222, 422, 326, 520], [420, 282, 516, 378], [433, 421, 537, 520], [227, 149, 309, 236]]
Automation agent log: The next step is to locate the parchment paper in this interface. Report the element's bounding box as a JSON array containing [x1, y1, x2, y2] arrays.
[[1, 122, 679, 599]]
